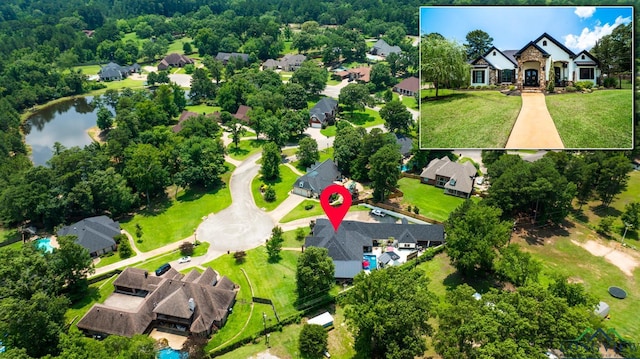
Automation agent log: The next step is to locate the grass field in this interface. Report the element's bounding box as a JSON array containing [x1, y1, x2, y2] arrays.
[[184, 104, 222, 115], [401, 94, 418, 109], [66, 275, 118, 324], [167, 37, 194, 54], [72, 64, 102, 75], [420, 91, 522, 148], [320, 108, 384, 137], [120, 163, 235, 252], [280, 201, 370, 224], [252, 165, 298, 211], [227, 139, 265, 161], [546, 89, 633, 148], [398, 177, 474, 222], [291, 147, 334, 171]]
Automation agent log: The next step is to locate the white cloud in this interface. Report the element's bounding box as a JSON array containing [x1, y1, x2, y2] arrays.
[[564, 15, 631, 51], [574, 7, 596, 19]]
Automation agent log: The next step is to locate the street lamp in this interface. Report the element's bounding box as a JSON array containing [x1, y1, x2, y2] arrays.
[[262, 312, 268, 343], [622, 222, 633, 243]]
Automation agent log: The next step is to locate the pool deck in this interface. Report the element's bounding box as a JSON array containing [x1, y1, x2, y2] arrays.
[[149, 329, 187, 349]]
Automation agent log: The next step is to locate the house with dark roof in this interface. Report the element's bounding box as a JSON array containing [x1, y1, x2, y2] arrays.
[[98, 62, 141, 81], [264, 54, 307, 71], [157, 53, 194, 71], [333, 67, 371, 83], [305, 219, 445, 279], [215, 52, 249, 65], [395, 133, 413, 158], [420, 157, 477, 198], [370, 39, 402, 57], [293, 159, 342, 198], [77, 267, 237, 338], [393, 77, 420, 97], [469, 33, 599, 90], [309, 97, 338, 128], [57, 216, 120, 257]]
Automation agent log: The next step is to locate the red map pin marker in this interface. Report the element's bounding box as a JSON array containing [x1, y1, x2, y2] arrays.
[[320, 184, 352, 232]]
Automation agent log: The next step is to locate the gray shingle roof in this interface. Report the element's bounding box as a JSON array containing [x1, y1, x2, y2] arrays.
[[294, 159, 341, 195], [370, 39, 402, 56], [395, 134, 413, 156], [309, 97, 338, 123], [57, 216, 119, 254], [215, 52, 249, 62], [420, 157, 476, 195]]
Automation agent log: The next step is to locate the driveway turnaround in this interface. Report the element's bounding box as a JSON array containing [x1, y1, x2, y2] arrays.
[[505, 93, 564, 149]]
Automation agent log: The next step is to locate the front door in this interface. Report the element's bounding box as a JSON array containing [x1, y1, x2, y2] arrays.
[[524, 69, 538, 87], [554, 67, 561, 86]]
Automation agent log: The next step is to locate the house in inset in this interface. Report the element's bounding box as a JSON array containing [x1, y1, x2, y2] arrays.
[[309, 97, 338, 128], [378, 251, 401, 267], [77, 267, 238, 338], [305, 219, 445, 279], [370, 39, 402, 57], [56, 216, 120, 257], [419, 157, 477, 198], [293, 159, 342, 198], [469, 33, 600, 90], [157, 53, 194, 71], [393, 77, 420, 97], [98, 62, 140, 82], [215, 52, 249, 65]]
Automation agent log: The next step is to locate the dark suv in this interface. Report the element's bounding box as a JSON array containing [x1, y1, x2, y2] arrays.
[[155, 263, 171, 276]]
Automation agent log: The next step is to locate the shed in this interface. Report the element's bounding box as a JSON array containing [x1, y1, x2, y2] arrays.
[[594, 301, 610, 318], [308, 312, 334, 329]]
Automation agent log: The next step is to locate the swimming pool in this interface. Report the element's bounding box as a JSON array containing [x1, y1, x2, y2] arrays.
[[157, 347, 188, 359], [35, 238, 54, 253], [363, 254, 377, 270]]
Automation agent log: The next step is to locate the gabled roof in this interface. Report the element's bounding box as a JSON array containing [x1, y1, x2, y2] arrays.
[[294, 159, 341, 195], [309, 97, 338, 122], [395, 134, 413, 156], [574, 50, 599, 66], [469, 55, 496, 68], [532, 32, 576, 58], [514, 41, 551, 58], [57, 216, 119, 254], [394, 77, 420, 93], [420, 157, 476, 195], [502, 50, 519, 65], [280, 54, 306, 65], [161, 53, 194, 66], [234, 105, 252, 122], [483, 46, 518, 67], [215, 52, 249, 62], [370, 39, 402, 55], [113, 267, 163, 292], [348, 66, 371, 82]]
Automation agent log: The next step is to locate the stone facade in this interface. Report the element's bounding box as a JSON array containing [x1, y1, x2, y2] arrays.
[[516, 46, 548, 91], [489, 70, 497, 86]]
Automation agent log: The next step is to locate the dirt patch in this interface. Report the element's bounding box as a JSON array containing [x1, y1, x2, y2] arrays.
[[129, 73, 147, 81], [567, 277, 584, 284], [250, 351, 281, 359], [571, 240, 639, 276]]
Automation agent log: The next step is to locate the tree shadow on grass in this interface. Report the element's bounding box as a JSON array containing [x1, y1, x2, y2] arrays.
[[516, 221, 572, 246], [442, 270, 495, 295], [590, 204, 622, 219], [69, 286, 100, 309], [423, 92, 472, 102], [177, 182, 226, 203], [342, 111, 375, 126]]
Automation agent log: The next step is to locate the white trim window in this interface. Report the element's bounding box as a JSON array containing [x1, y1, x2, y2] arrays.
[[472, 70, 485, 84]]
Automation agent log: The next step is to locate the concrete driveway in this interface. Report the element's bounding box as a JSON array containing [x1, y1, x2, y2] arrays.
[[321, 79, 350, 99], [168, 73, 192, 88]]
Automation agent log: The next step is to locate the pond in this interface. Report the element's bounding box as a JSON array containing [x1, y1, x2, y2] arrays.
[[24, 96, 100, 166]]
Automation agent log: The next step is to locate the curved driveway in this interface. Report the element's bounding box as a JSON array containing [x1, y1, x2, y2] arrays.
[[195, 152, 275, 261]]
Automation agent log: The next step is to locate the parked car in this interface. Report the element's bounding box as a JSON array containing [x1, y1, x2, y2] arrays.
[[371, 209, 385, 217], [155, 263, 171, 276], [178, 256, 191, 264]]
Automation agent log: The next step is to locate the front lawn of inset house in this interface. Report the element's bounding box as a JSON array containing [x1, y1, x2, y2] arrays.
[[545, 89, 633, 149], [420, 91, 521, 148]]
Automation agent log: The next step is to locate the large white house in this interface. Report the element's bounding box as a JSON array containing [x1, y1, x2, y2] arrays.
[[469, 33, 599, 91]]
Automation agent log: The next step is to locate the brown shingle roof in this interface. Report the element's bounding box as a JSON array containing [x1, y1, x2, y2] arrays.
[[113, 268, 163, 292], [233, 105, 252, 123], [394, 77, 420, 93]]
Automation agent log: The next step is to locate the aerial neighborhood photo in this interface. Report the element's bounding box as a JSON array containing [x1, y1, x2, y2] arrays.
[[0, 1, 639, 359]]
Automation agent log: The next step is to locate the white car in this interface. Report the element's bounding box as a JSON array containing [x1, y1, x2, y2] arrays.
[[371, 209, 385, 217], [178, 256, 191, 264]]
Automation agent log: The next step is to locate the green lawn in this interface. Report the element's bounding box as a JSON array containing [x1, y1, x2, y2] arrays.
[[546, 89, 633, 148], [282, 227, 311, 248], [398, 177, 475, 222], [227, 130, 255, 139], [420, 91, 522, 148], [320, 108, 384, 137], [282, 41, 294, 55], [280, 201, 370, 224], [184, 104, 222, 115], [204, 249, 300, 351], [167, 37, 194, 54], [0, 227, 19, 245], [72, 64, 102, 75], [120, 163, 234, 252], [66, 275, 118, 325], [252, 165, 298, 211], [100, 78, 147, 91], [421, 88, 455, 98], [227, 139, 265, 161], [94, 251, 125, 268], [401, 94, 418, 109], [291, 147, 334, 171], [132, 242, 210, 272], [122, 32, 141, 44], [320, 125, 337, 137]]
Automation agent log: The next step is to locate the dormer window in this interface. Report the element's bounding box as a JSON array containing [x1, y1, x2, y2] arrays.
[[543, 40, 547, 46], [493, 51, 496, 56]]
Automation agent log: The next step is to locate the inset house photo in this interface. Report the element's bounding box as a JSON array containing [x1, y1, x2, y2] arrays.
[[419, 6, 634, 149]]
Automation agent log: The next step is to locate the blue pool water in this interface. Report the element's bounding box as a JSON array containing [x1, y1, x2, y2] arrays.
[[363, 254, 377, 270], [401, 164, 409, 172], [158, 348, 188, 359], [35, 238, 54, 253]]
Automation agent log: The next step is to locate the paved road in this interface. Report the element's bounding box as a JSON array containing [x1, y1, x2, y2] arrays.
[[505, 93, 564, 149], [321, 78, 350, 98]]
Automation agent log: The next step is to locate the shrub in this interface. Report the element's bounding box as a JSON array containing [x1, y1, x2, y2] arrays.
[[180, 241, 195, 256], [574, 81, 593, 91], [233, 251, 247, 263], [113, 234, 127, 244], [119, 239, 133, 258], [295, 228, 306, 241], [413, 206, 420, 215], [566, 86, 577, 93], [407, 205, 412, 213], [603, 77, 617, 88], [509, 85, 515, 91], [488, 84, 497, 90], [481, 85, 488, 90], [184, 64, 195, 74], [304, 203, 315, 210], [264, 186, 276, 202]]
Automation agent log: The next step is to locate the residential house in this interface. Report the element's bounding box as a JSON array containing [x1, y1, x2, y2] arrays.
[[57, 216, 120, 257], [157, 53, 194, 71], [293, 159, 342, 198], [370, 39, 402, 57], [420, 157, 477, 198], [305, 218, 445, 279], [172, 110, 221, 133], [215, 52, 249, 65], [263, 54, 306, 71], [262, 59, 279, 70], [309, 97, 338, 128], [395, 133, 413, 158], [469, 33, 599, 90], [98, 62, 141, 81], [77, 267, 237, 338], [632, 157, 640, 171], [393, 77, 420, 97], [233, 105, 252, 123], [332, 67, 371, 83]]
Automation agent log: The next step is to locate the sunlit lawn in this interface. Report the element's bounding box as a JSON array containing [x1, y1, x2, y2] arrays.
[[401, 94, 418, 109], [72, 64, 102, 75], [66, 275, 118, 325], [167, 37, 194, 54], [398, 177, 476, 222], [184, 104, 221, 115], [132, 242, 210, 272], [252, 165, 298, 211], [120, 163, 234, 252], [546, 89, 633, 148], [420, 91, 521, 148], [320, 108, 383, 137], [101, 78, 146, 91], [280, 201, 369, 224], [227, 139, 265, 161], [291, 147, 334, 171]]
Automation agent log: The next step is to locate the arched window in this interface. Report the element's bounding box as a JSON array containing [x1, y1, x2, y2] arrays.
[[581, 55, 585, 59], [493, 51, 496, 56], [543, 40, 547, 46]]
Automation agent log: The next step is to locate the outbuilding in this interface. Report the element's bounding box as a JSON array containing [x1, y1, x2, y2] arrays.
[[308, 312, 334, 329]]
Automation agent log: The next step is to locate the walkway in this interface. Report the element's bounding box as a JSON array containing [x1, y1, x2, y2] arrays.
[[505, 93, 564, 149]]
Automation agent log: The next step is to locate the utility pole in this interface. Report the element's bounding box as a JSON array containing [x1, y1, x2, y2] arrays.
[[262, 312, 268, 343], [622, 222, 633, 243]]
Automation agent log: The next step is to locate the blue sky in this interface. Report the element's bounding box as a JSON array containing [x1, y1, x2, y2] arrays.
[[419, 6, 633, 52]]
